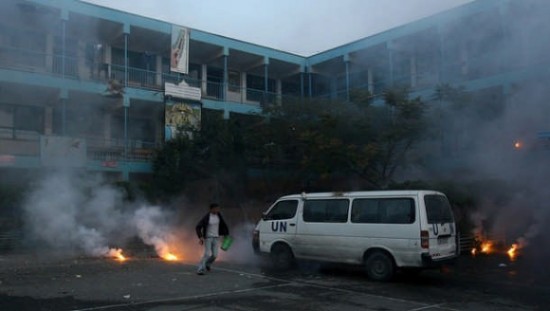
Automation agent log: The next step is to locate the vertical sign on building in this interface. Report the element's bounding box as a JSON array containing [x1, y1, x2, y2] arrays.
[[171, 26, 190, 74]]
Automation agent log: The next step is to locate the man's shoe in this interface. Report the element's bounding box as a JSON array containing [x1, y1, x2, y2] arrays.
[[197, 270, 205, 275], [206, 266, 211, 272]]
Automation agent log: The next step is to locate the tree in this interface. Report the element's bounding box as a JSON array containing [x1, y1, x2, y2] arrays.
[[348, 88, 426, 188], [152, 110, 248, 198], [152, 88, 427, 198], [249, 88, 427, 190]]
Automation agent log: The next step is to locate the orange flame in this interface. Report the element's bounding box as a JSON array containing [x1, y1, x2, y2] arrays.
[[514, 141, 522, 149], [162, 253, 179, 261], [471, 248, 477, 256], [107, 248, 127, 262], [158, 250, 179, 261], [507, 244, 518, 261], [480, 241, 493, 254]]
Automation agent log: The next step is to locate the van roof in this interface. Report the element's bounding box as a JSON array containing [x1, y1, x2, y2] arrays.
[[279, 190, 443, 200]]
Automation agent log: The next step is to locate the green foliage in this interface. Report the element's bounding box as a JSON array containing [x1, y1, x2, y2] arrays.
[[249, 88, 427, 189], [152, 88, 428, 196], [152, 111, 249, 198]]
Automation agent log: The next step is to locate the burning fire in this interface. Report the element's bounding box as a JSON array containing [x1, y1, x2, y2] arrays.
[[472, 240, 493, 256], [106, 248, 127, 262], [480, 241, 493, 254], [507, 243, 518, 261], [162, 253, 179, 261]]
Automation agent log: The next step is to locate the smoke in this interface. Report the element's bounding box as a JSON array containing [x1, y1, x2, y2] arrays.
[[23, 172, 124, 257], [405, 1, 550, 255], [20, 170, 260, 266], [21, 171, 183, 259], [218, 221, 259, 264], [132, 205, 179, 259]]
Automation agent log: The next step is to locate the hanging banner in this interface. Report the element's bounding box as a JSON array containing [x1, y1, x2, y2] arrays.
[[164, 102, 201, 141], [171, 26, 190, 74]]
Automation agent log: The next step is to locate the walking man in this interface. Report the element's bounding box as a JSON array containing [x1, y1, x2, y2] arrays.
[[195, 203, 229, 275]]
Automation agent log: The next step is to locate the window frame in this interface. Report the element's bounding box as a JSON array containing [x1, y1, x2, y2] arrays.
[[350, 197, 416, 224]]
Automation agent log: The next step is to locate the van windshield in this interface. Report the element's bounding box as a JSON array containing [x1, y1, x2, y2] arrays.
[[424, 195, 454, 224]]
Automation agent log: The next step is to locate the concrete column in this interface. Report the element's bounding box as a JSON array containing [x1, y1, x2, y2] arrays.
[[308, 67, 312, 98], [276, 79, 282, 105], [410, 55, 417, 88], [105, 45, 112, 79], [460, 42, 468, 76], [61, 13, 67, 79], [201, 64, 207, 94], [241, 72, 247, 103], [387, 41, 394, 86], [123, 95, 130, 163], [223, 55, 228, 100], [300, 71, 305, 98], [60, 89, 68, 135], [155, 54, 162, 86], [437, 24, 445, 84], [103, 112, 111, 146], [44, 106, 53, 135], [123, 30, 129, 87], [344, 54, 350, 101], [45, 34, 54, 73], [263, 56, 269, 104], [222, 47, 229, 101], [367, 68, 374, 93]]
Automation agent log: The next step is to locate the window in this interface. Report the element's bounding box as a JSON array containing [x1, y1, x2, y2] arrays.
[[266, 200, 298, 220], [351, 198, 415, 224], [0, 105, 14, 128], [424, 195, 454, 224], [303, 199, 349, 223], [228, 71, 241, 92], [14, 106, 43, 133]]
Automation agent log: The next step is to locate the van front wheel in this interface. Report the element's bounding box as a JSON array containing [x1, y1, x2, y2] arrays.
[[271, 244, 294, 270], [365, 251, 395, 281]]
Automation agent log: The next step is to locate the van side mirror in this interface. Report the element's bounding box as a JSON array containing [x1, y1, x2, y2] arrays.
[[261, 213, 271, 221]]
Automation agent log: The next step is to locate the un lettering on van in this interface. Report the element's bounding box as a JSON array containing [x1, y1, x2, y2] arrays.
[[271, 221, 287, 232]]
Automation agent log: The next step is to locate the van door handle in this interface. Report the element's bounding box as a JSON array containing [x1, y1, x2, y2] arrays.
[[289, 223, 296, 227]]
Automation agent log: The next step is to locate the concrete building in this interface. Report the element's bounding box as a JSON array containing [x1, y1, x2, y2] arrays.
[[0, 0, 548, 181]]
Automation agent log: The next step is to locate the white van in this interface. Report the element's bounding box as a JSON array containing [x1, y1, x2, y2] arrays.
[[253, 190, 458, 281]]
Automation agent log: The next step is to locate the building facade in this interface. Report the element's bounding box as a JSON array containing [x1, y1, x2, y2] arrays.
[[0, 0, 548, 181]]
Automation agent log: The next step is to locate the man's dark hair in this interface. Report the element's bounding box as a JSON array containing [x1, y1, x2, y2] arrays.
[[209, 203, 219, 209]]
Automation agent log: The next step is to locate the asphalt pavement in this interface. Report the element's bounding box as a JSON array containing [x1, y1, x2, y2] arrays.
[[0, 252, 548, 311]]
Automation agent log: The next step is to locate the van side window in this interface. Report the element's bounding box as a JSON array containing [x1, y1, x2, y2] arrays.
[[351, 198, 415, 224], [303, 199, 349, 223], [266, 200, 298, 220]]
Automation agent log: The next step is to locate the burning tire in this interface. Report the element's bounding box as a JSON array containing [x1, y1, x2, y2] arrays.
[[270, 243, 294, 270], [365, 251, 395, 281]]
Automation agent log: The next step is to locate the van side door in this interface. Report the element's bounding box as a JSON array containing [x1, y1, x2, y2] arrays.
[[258, 200, 299, 252], [295, 199, 350, 261]]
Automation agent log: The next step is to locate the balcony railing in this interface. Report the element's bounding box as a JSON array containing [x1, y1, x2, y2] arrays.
[[3, 40, 550, 108], [0, 131, 158, 163]]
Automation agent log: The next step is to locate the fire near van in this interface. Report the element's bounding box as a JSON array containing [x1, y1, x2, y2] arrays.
[[253, 190, 458, 281]]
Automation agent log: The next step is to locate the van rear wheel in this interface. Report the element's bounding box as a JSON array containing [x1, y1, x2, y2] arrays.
[[271, 244, 294, 270], [365, 251, 395, 281]]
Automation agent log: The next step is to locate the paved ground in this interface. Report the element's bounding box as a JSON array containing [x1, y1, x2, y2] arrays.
[[0, 252, 548, 311]]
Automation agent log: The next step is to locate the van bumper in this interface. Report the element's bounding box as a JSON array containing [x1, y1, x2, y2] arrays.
[[421, 253, 458, 268]]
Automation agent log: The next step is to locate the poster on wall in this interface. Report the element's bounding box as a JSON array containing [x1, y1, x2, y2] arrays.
[[171, 26, 190, 74], [164, 102, 201, 141], [40, 136, 87, 167]]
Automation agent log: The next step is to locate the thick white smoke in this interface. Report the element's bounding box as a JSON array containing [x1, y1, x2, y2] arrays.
[[132, 205, 179, 259], [22, 171, 179, 259]]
